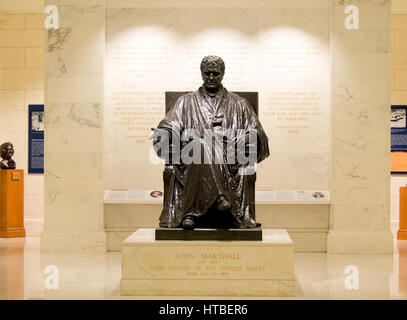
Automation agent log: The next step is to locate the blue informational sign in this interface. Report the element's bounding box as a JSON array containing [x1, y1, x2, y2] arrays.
[[391, 105, 407, 151], [28, 104, 44, 174]]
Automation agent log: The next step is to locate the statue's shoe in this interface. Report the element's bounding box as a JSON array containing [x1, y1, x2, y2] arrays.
[[216, 196, 231, 211], [182, 217, 196, 230]]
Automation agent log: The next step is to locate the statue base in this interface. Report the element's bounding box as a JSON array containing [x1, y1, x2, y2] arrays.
[[0, 170, 25, 238], [121, 228, 295, 297], [155, 227, 262, 241]]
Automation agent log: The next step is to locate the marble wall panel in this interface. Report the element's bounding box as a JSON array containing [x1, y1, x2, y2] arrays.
[[45, 102, 101, 129], [46, 48, 103, 78], [176, 7, 257, 91], [45, 128, 103, 153], [256, 204, 329, 229], [327, 229, 394, 254], [392, 49, 407, 68], [257, 152, 329, 190], [0, 110, 27, 131], [45, 6, 104, 79], [331, 179, 389, 206], [0, 14, 25, 28], [395, 29, 407, 47], [42, 1, 107, 251], [395, 69, 407, 90], [105, 5, 331, 191], [392, 0, 407, 13], [330, 204, 390, 232], [392, 91, 407, 105], [25, 174, 44, 196], [24, 13, 45, 29], [45, 177, 104, 205], [45, 152, 103, 179], [25, 48, 44, 69], [105, 150, 163, 190], [24, 90, 44, 108], [2, 29, 45, 48], [104, 203, 161, 228], [332, 154, 389, 180], [331, 102, 389, 130], [25, 195, 44, 219], [4, 69, 44, 90], [332, 76, 390, 105], [0, 0, 44, 13], [328, 1, 393, 253], [334, 53, 390, 81], [1, 48, 25, 68], [1, 90, 25, 110], [46, 77, 103, 103], [392, 14, 407, 28], [43, 203, 104, 231], [332, 128, 390, 155]]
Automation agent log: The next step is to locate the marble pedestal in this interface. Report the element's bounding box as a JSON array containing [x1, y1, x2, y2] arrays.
[[120, 228, 295, 297]]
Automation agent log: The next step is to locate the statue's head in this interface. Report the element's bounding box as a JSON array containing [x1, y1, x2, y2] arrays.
[[200, 55, 225, 91], [0, 142, 14, 160]]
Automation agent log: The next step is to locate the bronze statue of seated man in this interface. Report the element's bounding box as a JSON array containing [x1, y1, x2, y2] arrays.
[[152, 56, 269, 230]]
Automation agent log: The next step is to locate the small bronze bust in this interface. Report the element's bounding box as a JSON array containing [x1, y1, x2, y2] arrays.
[[0, 142, 16, 170], [152, 56, 270, 230]]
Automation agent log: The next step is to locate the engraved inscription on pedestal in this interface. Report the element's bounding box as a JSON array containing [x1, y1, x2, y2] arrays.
[[144, 249, 271, 280], [121, 229, 295, 296]]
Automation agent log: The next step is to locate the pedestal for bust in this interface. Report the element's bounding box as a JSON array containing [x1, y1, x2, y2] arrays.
[[120, 228, 295, 297], [0, 169, 26, 238], [398, 186, 407, 240]]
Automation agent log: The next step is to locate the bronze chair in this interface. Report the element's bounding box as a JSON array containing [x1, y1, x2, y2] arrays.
[[162, 91, 259, 226]]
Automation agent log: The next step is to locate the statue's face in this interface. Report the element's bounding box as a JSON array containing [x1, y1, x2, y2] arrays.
[[201, 65, 224, 90], [5, 145, 14, 159]]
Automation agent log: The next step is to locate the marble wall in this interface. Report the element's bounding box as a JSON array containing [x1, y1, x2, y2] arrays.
[[41, 0, 106, 252], [390, 1, 407, 235], [105, 4, 331, 191], [327, 0, 393, 254], [0, 1, 45, 237], [391, 1, 407, 108]]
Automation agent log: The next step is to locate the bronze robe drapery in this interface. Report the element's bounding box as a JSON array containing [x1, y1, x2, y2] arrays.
[[156, 86, 269, 228]]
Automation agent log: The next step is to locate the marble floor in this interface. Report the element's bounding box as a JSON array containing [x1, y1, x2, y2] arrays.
[[0, 237, 406, 300]]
